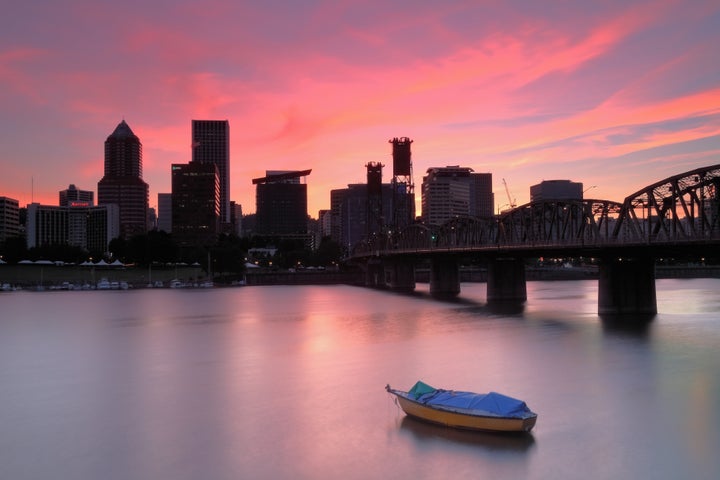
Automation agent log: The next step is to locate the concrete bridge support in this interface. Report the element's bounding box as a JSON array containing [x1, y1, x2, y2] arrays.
[[430, 257, 460, 298], [598, 257, 657, 315], [365, 259, 384, 288], [487, 258, 527, 304], [384, 259, 416, 292]]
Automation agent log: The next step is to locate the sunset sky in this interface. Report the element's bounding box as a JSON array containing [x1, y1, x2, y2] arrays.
[[2, 0, 719, 217]]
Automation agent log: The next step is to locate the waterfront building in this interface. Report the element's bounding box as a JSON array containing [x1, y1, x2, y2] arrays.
[[26, 203, 119, 253], [0, 196, 20, 243], [59, 184, 94, 207], [97, 120, 149, 238], [530, 180, 584, 201], [421, 166, 494, 225], [192, 120, 231, 227], [171, 162, 220, 247]]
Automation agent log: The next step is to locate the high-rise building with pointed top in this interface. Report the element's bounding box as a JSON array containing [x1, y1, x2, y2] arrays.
[[192, 120, 230, 226], [97, 120, 149, 238]]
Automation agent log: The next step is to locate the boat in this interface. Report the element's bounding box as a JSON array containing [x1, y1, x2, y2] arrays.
[[385, 381, 537, 433]]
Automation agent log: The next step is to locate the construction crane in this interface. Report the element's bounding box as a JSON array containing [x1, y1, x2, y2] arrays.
[[502, 178, 517, 208]]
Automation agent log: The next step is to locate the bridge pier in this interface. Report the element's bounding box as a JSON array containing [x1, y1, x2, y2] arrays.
[[598, 257, 657, 316], [365, 258, 384, 288], [384, 259, 416, 292], [487, 257, 527, 304], [430, 256, 460, 298]]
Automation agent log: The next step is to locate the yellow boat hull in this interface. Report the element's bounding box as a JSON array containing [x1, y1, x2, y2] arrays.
[[394, 394, 537, 433]]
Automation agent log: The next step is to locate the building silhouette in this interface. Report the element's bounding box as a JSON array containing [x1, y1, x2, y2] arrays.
[[192, 120, 230, 227], [253, 170, 310, 240], [389, 137, 415, 229], [0, 197, 20, 243], [421, 166, 493, 225], [330, 183, 393, 253], [26, 203, 119, 254], [59, 184, 94, 207], [231, 201, 242, 236], [530, 180, 583, 201], [171, 162, 220, 247], [97, 120, 149, 238], [157, 193, 172, 233]]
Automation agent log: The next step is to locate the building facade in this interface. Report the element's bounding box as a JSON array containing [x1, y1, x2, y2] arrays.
[[59, 184, 94, 207], [171, 162, 220, 247], [157, 193, 172, 233], [530, 180, 584, 202], [330, 183, 394, 252], [192, 120, 230, 226], [421, 166, 494, 225], [97, 120, 149, 239], [26, 203, 119, 253], [253, 170, 310, 238], [0, 196, 20, 243]]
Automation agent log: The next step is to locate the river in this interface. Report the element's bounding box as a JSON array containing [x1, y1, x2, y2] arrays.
[[1, 279, 718, 479]]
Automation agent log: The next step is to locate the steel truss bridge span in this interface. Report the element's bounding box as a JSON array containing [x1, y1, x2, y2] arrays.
[[352, 164, 720, 259], [349, 164, 720, 315]]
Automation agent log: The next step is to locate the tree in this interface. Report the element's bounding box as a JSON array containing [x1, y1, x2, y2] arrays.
[[315, 236, 343, 267], [0, 236, 28, 264], [211, 234, 246, 276]]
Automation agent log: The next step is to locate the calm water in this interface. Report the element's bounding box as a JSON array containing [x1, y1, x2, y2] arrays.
[[1, 279, 719, 479]]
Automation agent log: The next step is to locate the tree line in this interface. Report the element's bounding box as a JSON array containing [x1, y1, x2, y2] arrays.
[[0, 232, 344, 276]]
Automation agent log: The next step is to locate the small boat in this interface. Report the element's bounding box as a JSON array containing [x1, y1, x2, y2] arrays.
[[386, 381, 537, 433]]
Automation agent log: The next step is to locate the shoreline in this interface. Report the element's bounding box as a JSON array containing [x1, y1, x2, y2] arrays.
[[2, 264, 719, 291]]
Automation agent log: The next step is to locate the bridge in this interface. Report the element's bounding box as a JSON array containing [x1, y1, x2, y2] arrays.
[[349, 164, 720, 315]]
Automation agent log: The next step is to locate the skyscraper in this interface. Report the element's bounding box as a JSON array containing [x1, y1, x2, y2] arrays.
[[97, 120, 149, 238], [253, 170, 310, 237], [171, 162, 220, 247], [192, 120, 230, 226], [421, 166, 494, 225]]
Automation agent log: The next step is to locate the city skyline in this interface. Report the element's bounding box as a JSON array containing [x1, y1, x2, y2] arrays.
[[1, 1, 719, 217]]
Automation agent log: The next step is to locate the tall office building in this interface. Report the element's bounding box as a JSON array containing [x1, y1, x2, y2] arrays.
[[421, 166, 494, 225], [59, 184, 94, 207], [97, 120, 149, 238], [330, 183, 394, 252], [171, 162, 220, 247], [253, 170, 310, 237], [471, 173, 494, 218], [192, 120, 230, 226], [0, 196, 20, 243]]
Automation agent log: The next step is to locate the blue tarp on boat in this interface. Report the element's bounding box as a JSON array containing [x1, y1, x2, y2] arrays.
[[407, 381, 533, 418]]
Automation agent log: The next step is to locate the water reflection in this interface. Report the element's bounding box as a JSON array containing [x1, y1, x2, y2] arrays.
[[600, 313, 655, 337], [398, 416, 536, 452], [486, 301, 526, 316]]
